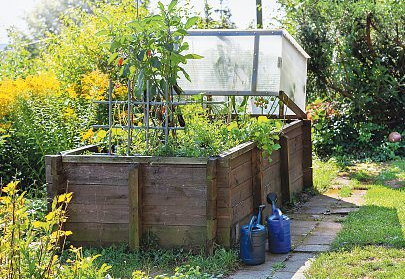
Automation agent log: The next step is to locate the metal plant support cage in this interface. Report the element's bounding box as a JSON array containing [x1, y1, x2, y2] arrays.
[[93, 29, 310, 156]]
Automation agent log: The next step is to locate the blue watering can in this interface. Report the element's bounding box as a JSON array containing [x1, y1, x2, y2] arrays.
[[267, 193, 291, 254], [240, 205, 266, 265]]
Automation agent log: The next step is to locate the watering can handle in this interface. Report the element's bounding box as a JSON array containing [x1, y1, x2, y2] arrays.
[[274, 209, 285, 242], [248, 216, 258, 250]]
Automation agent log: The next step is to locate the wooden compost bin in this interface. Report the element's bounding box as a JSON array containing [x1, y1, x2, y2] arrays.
[[46, 120, 312, 250]]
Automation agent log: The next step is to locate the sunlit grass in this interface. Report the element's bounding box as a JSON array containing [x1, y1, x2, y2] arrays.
[[306, 159, 405, 279]]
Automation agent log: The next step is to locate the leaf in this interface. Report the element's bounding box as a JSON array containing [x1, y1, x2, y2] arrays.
[[123, 64, 130, 76], [110, 41, 121, 52], [173, 29, 188, 36], [184, 53, 203, 59], [137, 50, 145, 62], [150, 57, 161, 69], [168, 0, 178, 12], [158, 2, 165, 12], [185, 16, 199, 29], [272, 143, 281, 150], [179, 66, 191, 82], [107, 53, 119, 65], [95, 29, 109, 36], [135, 70, 144, 100]]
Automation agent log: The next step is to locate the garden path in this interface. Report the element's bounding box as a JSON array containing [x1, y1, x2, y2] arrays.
[[228, 181, 365, 279]]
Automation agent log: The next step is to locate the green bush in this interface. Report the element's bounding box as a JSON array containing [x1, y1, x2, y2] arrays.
[[0, 95, 93, 190], [280, 0, 405, 160]]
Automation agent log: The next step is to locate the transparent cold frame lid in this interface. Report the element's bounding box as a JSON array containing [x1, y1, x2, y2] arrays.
[[177, 29, 310, 115]]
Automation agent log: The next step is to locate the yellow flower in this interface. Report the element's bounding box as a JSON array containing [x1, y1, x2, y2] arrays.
[[258, 116, 269, 123], [96, 129, 107, 141], [227, 121, 238, 131], [64, 107, 76, 120], [0, 73, 61, 118], [80, 70, 109, 100], [81, 128, 95, 141]]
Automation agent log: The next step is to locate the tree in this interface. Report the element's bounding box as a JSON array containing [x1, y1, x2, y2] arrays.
[[279, 0, 405, 159]]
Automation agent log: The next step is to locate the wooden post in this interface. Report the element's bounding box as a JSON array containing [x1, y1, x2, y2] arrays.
[[206, 158, 217, 255], [129, 166, 142, 250], [278, 91, 307, 119], [280, 134, 291, 203], [45, 154, 66, 211], [251, 147, 263, 222], [302, 120, 313, 188]]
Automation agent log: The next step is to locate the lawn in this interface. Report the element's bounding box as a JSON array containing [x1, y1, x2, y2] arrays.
[[306, 159, 405, 279]]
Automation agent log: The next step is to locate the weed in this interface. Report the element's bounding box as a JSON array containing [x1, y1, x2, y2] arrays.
[[272, 262, 286, 271], [313, 158, 340, 192], [338, 186, 352, 197]]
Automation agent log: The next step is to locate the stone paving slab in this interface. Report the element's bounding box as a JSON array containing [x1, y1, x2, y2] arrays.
[[293, 244, 330, 253], [228, 187, 365, 279], [301, 234, 335, 245]]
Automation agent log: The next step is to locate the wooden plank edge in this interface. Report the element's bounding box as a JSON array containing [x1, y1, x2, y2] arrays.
[[60, 145, 99, 156], [62, 155, 209, 165]]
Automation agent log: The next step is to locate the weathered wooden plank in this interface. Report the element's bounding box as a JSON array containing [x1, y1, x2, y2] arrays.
[[217, 187, 231, 208], [142, 205, 206, 216], [68, 184, 128, 205], [218, 141, 256, 161], [232, 195, 254, 224], [229, 160, 252, 187], [230, 150, 252, 170], [231, 178, 253, 208], [64, 163, 133, 185], [129, 167, 141, 250], [290, 175, 304, 195], [206, 219, 217, 254], [142, 166, 207, 188], [288, 134, 303, 154], [283, 124, 303, 140], [216, 227, 231, 248], [260, 149, 280, 170], [280, 134, 291, 203], [288, 152, 303, 183], [216, 167, 230, 188], [143, 193, 206, 207], [302, 120, 313, 172], [62, 155, 208, 165], [64, 223, 128, 243], [278, 92, 307, 119], [67, 203, 129, 224], [45, 155, 63, 174], [280, 120, 303, 134], [262, 162, 281, 188], [251, 148, 261, 210], [303, 168, 313, 189], [143, 225, 206, 248], [143, 212, 206, 226]]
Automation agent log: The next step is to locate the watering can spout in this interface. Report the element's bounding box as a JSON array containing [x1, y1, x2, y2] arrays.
[[257, 204, 266, 225], [267, 193, 278, 214]]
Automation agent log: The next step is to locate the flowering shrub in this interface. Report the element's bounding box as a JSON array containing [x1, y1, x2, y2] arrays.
[[0, 73, 61, 118], [0, 181, 112, 278]]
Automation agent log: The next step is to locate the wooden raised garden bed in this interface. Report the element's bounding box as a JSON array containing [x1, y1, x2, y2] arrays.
[[46, 119, 312, 251]]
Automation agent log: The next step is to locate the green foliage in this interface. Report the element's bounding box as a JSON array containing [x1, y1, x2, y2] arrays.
[[280, 0, 405, 160], [83, 245, 238, 278], [0, 181, 109, 278], [0, 95, 93, 189], [313, 158, 340, 192], [107, 103, 281, 158]]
